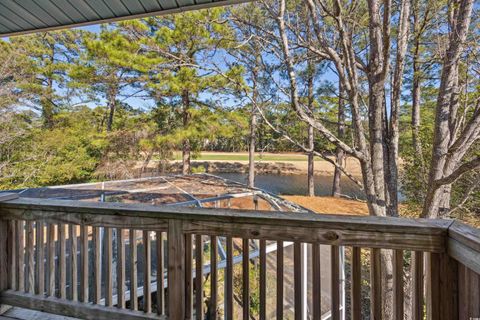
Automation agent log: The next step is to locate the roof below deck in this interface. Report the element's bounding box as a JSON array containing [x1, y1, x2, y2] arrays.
[[4, 174, 311, 212], [0, 0, 247, 38]]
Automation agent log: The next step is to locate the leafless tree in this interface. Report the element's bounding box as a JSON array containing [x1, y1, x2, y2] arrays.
[[272, 0, 411, 220], [421, 0, 478, 218]]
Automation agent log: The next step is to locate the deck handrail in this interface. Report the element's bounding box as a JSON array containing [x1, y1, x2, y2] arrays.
[[0, 197, 479, 320], [0, 197, 451, 251]]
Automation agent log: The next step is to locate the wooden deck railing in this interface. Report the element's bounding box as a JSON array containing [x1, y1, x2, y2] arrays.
[[0, 197, 479, 320]]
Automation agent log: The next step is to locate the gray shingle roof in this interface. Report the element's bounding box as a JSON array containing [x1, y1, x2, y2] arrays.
[[0, 0, 246, 37]]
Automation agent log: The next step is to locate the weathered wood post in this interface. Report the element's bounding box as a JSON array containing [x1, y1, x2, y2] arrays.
[[458, 264, 480, 319], [0, 218, 9, 297], [427, 252, 458, 320], [449, 222, 480, 319], [0, 194, 17, 314], [168, 219, 185, 320]]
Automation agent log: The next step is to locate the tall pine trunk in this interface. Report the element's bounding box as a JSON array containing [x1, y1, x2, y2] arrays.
[[332, 82, 345, 197], [248, 103, 256, 188], [42, 44, 55, 128], [307, 128, 315, 196], [248, 55, 260, 188], [105, 83, 119, 132], [411, 15, 424, 174], [106, 90, 116, 132], [307, 59, 315, 197], [106, 101, 115, 132], [182, 90, 191, 175], [367, 0, 389, 218]]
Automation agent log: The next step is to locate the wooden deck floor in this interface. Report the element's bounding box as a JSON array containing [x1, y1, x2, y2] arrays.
[[0, 307, 79, 320]]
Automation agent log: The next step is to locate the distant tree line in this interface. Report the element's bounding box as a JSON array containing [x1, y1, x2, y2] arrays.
[[0, 7, 341, 190]]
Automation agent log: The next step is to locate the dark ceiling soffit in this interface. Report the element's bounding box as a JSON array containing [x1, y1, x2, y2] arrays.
[[0, 0, 250, 38]]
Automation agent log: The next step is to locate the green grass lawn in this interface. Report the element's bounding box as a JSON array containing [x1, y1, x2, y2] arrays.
[[170, 152, 322, 161]]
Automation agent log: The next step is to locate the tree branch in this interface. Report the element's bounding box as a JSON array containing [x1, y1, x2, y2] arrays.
[[276, 0, 364, 160], [434, 156, 480, 187], [255, 101, 364, 190]]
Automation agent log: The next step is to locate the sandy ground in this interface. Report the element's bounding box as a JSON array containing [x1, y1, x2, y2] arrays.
[[282, 195, 369, 215]]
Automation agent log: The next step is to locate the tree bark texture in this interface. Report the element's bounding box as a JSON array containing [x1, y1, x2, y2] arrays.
[[182, 90, 191, 175], [248, 54, 261, 188], [332, 82, 345, 198], [422, 0, 475, 218]]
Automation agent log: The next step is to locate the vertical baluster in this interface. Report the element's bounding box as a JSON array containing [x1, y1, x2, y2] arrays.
[[36, 221, 44, 296], [194, 234, 203, 320], [458, 264, 467, 320], [117, 228, 125, 309], [0, 220, 8, 296], [80, 225, 89, 303], [225, 236, 233, 319], [370, 248, 381, 320], [93, 227, 101, 304], [105, 228, 113, 307], [130, 229, 138, 311], [143, 230, 151, 313], [467, 268, 480, 317], [351, 247, 362, 320], [259, 239, 266, 320], [69, 224, 77, 301], [9, 220, 16, 291], [157, 231, 165, 315], [276, 241, 284, 320], [393, 250, 404, 320], [312, 243, 322, 320], [26, 221, 34, 294], [184, 234, 192, 318], [331, 245, 340, 320], [17, 220, 25, 292], [294, 242, 304, 320], [59, 224, 66, 299], [47, 223, 55, 297], [411, 251, 424, 320], [242, 238, 249, 320], [168, 220, 185, 320], [426, 253, 437, 320], [210, 236, 218, 320]]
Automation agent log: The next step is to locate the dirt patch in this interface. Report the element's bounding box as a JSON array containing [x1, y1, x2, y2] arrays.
[[282, 195, 369, 215]]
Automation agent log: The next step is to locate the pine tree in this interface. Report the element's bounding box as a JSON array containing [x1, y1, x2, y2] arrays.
[[10, 31, 82, 128], [70, 27, 146, 132], [122, 8, 243, 174]]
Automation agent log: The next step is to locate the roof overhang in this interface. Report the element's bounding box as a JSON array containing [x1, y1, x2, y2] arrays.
[[0, 0, 248, 38]]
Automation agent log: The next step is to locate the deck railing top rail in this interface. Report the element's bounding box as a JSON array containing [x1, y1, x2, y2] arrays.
[[0, 196, 453, 252]]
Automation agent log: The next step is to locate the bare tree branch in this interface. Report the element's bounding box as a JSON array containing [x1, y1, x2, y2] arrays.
[[276, 0, 364, 160], [434, 157, 480, 187]]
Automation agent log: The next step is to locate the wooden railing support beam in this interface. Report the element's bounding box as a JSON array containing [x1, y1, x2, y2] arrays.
[[0, 219, 11, 314], [427, 252, 458, 320], [448, 221, 480, 319], [0, 193, 18, 313], [168, 219, 185, 320]]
